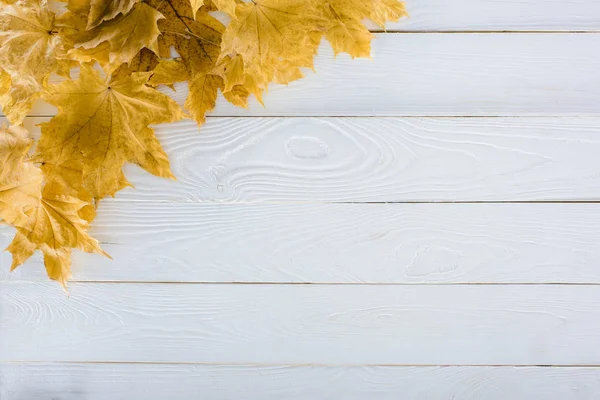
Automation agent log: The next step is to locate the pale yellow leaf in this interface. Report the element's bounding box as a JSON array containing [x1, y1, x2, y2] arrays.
[[370, 0, 407, 28], [0, 163, 43, 226], [185, 73, 222, 124], [87, 0, 141, 29], [220, 0, 317, 92], [0, 0, 70, 123], [0, 124, 31, 181], [7, 180, 108, 289], [72, 2, 163, 71], [36, 65, 184, 199], [112, 48, 160, 81], [222, 85, 249, 108], [0, 125, 42, 226], [149, 59, 190, 86]]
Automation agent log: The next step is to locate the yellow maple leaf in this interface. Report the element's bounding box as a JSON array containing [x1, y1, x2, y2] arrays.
[[146, 0, 227, 123], [370, 0, 408, 28], [219, 0, 317, 95], [0, 124, 31, 181], [0, 0, 70, 124], [7, 180, 108, 289], [70, 2, 163, 71], [112, 48, 160, 81], [86, 0, 141, 29], [213, 55, 244, 92], [314, 1, 373, 58], [0, 125, 42, 226], [152, 0, 223, 73], [36, 65, 183, 200], [185, 73, 223, 124], [148, 59, 189, 87], [0, 0, 406, 288], [221, 84, 249, 108], [313, 0, 407, 57]]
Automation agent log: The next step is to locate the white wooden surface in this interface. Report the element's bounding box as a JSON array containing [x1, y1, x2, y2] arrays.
[[9, 117, 600, 202], [3, 364, 600, 400], [22, 34, 600, 117], [2, 1, 600, 399], [3, 283, 600, 365], [3, 203, 600, 283], [373, 0, 600, 31]]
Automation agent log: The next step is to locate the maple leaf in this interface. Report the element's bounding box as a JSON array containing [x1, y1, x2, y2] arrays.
[[87, 0, 140, 29], [0, 124, 31, 181], [0, 125, 42, 226], [36, 65, 184, 200], [0, 0, 406, 287], [70, 2, 163, 71], [370, 0, 408, 28], [314, 1, 374, 57], [112, 48, 160, 81], [312, 0, 406, 57], [185, 73, 223, 124], [149, 59, 189, 86], [7, 179, 108, 289], [0, 0, 71, 124], [150, 0, 223, 72], [219, 0, 317, 96], [146, 0, 226, 123]]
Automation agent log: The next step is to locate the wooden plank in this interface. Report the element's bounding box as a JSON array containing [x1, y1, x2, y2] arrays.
[[12, 117, 600, 202], [2, 363, 600, 400], [2, 283, 600, 364], [211, 1, 600, 32], [3, 203, 600, 284], [374, 0, 600, 31], [21, 34, 600, 117]]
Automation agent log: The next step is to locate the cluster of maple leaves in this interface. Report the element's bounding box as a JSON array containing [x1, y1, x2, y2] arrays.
[[0, 0, 406, 288]]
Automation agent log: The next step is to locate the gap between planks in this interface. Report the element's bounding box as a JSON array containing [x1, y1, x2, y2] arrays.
[[20, 114, 600, 119], [371, 30, 600, 33], [78, 200, 600, 204], [3, 361, 600, 368], [5, 281, 600, 286]]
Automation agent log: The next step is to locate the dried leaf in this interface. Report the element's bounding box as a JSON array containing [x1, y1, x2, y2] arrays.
[[7, 179, 108, 289], [36, 65, 183, 199], [0, 0, 406, 286], [71, 2, 163, 71], [147, 0, 225, 123], [185, 73, 222, 124], [219, 0, 317, 95], [0, 125, 42, 226], [0, 0, 70, 123], [87, 0, 140, 29]]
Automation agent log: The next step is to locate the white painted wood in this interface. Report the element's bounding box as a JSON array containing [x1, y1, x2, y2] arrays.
[[2, 283, 600, 365], [371, 0, 600, 31], [211, 0, 600, 32], [21, 34, 600, 117], [2, 363, 600, 400], [3, 203, 600, 284], [11, 116, 600, 202]]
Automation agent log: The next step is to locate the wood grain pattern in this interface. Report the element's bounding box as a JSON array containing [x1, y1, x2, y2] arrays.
[[371, 0, 600, 31], [2, 363, 600, 400], [20, 34, 600, 117], [3, 203, 600, 284], [210, 0, 600, 32], [13, 116, 600, 202], [3, 282, 600, 365]]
